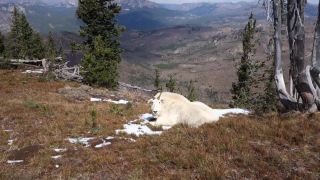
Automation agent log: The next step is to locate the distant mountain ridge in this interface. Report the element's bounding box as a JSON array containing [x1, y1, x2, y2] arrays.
[[0, 0, 318, 34], [0, 0, 157, 8]]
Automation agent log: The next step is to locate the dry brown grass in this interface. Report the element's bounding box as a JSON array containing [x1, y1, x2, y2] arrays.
[[0, 70, 319, 179]]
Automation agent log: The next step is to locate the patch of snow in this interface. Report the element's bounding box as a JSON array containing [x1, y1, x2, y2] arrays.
[[8, 140, 14, 146], [66, 137, 95, 147], [127, 138, 136, 143], [90, 98, 102, 102], [3, 129, 13, 132], [105, 136, 114, 140], [116, 124, 162, 137], [104, 99, 129, 105], [66, 136, 116, 149], [7, 160, 23, 164], [53, 148, 67, 153], [116, 113, 172, 137], [95, 140, 111, 149], [55, 164, 60, 168], [51, 155, 62, 159], [90, 98, 129, 105], [213, 108, 250, 118], [22, 69, 44, 74], [162, 126, 172, 130]]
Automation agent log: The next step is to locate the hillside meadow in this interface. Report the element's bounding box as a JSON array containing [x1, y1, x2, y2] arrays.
[[0, 70, 319, 179]]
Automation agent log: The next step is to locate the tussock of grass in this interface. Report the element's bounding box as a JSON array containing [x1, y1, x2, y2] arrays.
[[0, 70, 319, 179]]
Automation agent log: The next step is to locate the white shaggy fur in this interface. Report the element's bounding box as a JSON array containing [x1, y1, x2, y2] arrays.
[[148, 92, 220, 127]]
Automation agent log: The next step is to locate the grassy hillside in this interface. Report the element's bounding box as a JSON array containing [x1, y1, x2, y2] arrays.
[[0, 70, 319, 179]]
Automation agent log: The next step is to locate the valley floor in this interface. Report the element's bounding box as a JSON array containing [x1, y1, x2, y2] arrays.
[[0, 70, 319, 179]]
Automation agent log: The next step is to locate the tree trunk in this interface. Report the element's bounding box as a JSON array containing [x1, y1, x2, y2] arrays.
[[309, 0, 320, 106], [287, 0, 316, 111], [311, 0, 320, 66], [273, 0, 298, 110]]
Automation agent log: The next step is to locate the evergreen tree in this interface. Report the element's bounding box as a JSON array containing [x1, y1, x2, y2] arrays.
[[166, 75, 176, 92], [58, 46, 63, 57], [261, 61, 278, 112], [77, 0, 122, 88], [187, 80, 197, 102], [81, 36, 119, 88], [31, 32, 45, 59], [46, 31, 57, 61], [19, 13, 34, 59], [154, 68, 161, 90], [6, 7, 22, 58], [0, 32, 4, 56], [256, 39, 278, 113], [230, 13, 259, 108], [6, 6, 42, 60]]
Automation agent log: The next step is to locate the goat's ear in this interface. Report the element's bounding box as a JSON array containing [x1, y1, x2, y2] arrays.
[[147, 99, 153, 104]]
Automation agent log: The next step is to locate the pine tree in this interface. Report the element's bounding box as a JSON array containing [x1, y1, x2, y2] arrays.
[[187, 80, 197, 102], [230, 13, 259, 109], [262, 61, 278, 112], [31, 32, 45, 59], [0, 32, 4, 57], [58, 47, 63, 56], [154, 69, 161, 90], [77, 0, 122, 88], [258, 39, 278, 113], [6, 7, 42, 60], [6, 7, 22, 59], [46, 31, 57, 61], [19, 13, 34, 59], [81, 36, 119, 88], [166, 75, 176, 92]]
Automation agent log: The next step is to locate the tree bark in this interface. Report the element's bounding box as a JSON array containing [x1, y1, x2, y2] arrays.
[[311, 0, 320, 66], [273, 0, 298, 110], [287, 0, 315, 111]]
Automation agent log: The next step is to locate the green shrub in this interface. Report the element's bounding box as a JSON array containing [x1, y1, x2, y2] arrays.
[[23, 99, 51, 116]]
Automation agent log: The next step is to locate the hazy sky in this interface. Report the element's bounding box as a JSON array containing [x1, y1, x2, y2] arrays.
[[150, 0, 319, 4]]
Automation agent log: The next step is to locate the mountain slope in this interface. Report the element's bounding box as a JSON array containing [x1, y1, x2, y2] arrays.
[[0, 1, 318, 34]]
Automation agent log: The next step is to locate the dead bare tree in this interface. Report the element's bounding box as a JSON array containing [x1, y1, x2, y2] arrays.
[[269, 0, 320, 112]]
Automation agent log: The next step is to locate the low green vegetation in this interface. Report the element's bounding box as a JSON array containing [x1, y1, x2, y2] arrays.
[[187, 80, 197, 102], [154, 68, 161, 90], [166, 75, 177, 92], [23, 99, 51, 116], [156, 63, 178, 70], [0, 32, 4, 57], [109, 103, 133, 117]]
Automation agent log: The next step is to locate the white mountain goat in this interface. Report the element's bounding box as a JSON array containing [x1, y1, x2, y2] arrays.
[[147, 92, 220, 127], [147, 92, 249, 127]]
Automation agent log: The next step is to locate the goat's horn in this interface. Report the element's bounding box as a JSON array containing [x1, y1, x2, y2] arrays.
[[157, 91, 162, 100]]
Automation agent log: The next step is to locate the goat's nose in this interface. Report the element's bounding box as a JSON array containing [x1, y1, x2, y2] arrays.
[[152, 111, 158, 114]]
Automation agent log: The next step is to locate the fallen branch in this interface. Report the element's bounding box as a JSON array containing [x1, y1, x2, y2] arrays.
[[119, 82, 154, 93], [54, 65, 83, 82]]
